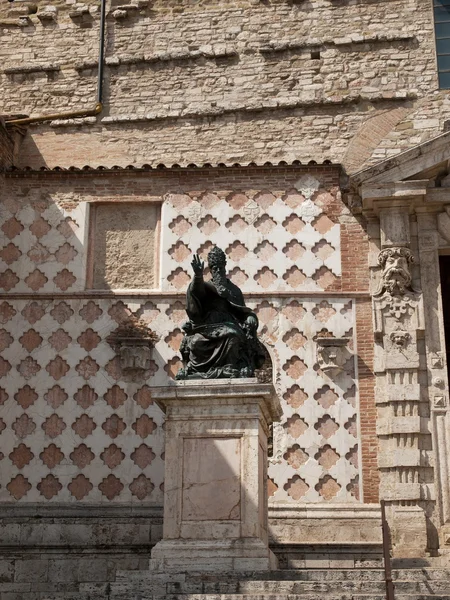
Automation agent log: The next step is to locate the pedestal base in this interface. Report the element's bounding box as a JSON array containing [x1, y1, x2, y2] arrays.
[[151, 380, 281, 573], [151, 539, 278, 572]]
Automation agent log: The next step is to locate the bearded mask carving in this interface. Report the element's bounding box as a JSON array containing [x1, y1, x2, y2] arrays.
[[376, 247, 414, 296]]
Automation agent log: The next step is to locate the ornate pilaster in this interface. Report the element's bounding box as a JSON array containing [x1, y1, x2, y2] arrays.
[[372, 212, 429, 557], [416, 213, 450, 547]]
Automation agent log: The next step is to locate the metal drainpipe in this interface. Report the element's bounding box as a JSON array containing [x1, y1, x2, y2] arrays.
[[5, 0, 107, 126]]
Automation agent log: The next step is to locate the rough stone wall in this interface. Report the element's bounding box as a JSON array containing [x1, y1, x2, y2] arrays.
[[0, 166, 376, 507], [0, 0, 446, 171]]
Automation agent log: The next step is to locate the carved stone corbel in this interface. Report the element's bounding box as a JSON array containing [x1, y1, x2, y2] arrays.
[[107, 317, 158, 374], [315, 334, 350, 375]]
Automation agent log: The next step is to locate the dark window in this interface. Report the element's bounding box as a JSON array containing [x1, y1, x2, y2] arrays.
[[434, 0, 450, 88]]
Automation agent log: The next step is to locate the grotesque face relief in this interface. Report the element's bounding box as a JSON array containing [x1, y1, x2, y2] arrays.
[[378, 247, 414, 296]]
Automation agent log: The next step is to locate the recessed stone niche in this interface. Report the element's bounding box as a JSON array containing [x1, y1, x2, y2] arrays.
[[90, 202, 160, 290]]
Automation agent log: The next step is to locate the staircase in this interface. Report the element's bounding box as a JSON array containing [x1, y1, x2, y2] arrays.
[[72, 556, 450, 600]]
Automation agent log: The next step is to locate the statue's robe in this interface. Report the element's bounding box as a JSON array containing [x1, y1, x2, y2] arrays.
[[178, 275, 264, 379]]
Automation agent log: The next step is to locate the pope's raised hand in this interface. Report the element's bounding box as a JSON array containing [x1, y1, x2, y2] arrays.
[[191, 254, 204, 276]]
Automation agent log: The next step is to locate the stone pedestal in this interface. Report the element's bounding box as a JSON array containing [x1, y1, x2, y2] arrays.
[[391, 506, 428, 558], [150, 379, 282, 572]]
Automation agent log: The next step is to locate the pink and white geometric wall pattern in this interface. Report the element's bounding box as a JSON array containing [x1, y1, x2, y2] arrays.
[[0, 296, 361, 503]]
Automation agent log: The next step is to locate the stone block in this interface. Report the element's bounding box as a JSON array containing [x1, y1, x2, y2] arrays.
[[15, 559, 48, 583]]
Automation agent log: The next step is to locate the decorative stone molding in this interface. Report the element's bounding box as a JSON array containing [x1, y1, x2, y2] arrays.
[[107, 317, 157, 374], [315, 334, 349, 375]]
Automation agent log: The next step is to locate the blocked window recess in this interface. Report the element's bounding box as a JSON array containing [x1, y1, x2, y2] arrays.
[[87, 203, 161, 290]]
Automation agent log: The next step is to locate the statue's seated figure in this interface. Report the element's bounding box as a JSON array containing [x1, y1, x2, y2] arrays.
[[176, 247, 266, 380]]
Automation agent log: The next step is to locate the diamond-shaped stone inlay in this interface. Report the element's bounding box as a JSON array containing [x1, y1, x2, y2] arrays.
[[17, 357, 40, 379], [14, 385, 38, 409], [284, 414, 308, 439], [167, 268, 190, 290], [283, 214, 305, 234], [2, 217, 24, 239], [45, 385, 68, 409], [74, 385, 98, 409], [315, 415, 339, 439], [30, 217, 51, 238], [130, 474, 154, 500], [72, 414, 96, 439], [164, 329, 183, 353], [57, 217, 78, 239], [164, 357, 182, 379], [345, 415, 358, 437], [9, 444, 34, 469], [131, 443, 156, 469], [46, 356, 70, 381], [229, 267, 248, 287], [132, 415, 156, 438], [13, 414, 36, 439], [0, 269, 19, 291], [0, 418, 5, 434], [27, 243, 51, 264], [198, 214, 219, 235], [50, 301, 74, 324], [22, 301, 45, 324], [0, 329, 13, 352], [168, 240, 191, 262], [226, 215, 248, 234], [312, 300, 336, 322], [312, 239, 335, 260], [48, 329, 72, 352], [316, 475, 341, 500], [282, 300, 307, 324], [69, 474, 93, 500], [7, 475, 31, 500], [283, 328, 307, 351], [79, 301, 103, 323], [55, 242, 77, 264], [104, 386, 127, 409], [347, 475, 360, 501], [255, 214, 276, 234], [102, 414, 126, 439], [42, 414, 66, 438], [315, 445, 340, 469], [346, 445, 359, 468], [313, 266, 337, 289], [76, 357, 99, 380], [53, 269, 76, 291], [77, 328, 101, 352], [313, 214, 335, 234], [226, 241, 249, 261], [70, 444, 95, 469], [25, 269, 48, 291], [283, 240, 306, 261], [283, 385, 307, 409], [108, 301, 132, 324], [283, 356, 307, 379], [315, 385, 339, 409], [0, 243, 21, 264], [254, 267, 276, 289], [284, 475, 309, 500], [0, 389, 8, 405], [0, 356, 12, 377], [38, 474, 62, 499], [101, 444, 125, 469], [19, 329, 43, 352], [0, 301, 16, 323], [169, 215, 191, 236], [255, 240, 276, 261], [134, 386, 153, 408], [99, 474, 124, 500], [283, 266, 306, 288], [284, 444, 308, 469], [40, 444, 65, 469]]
